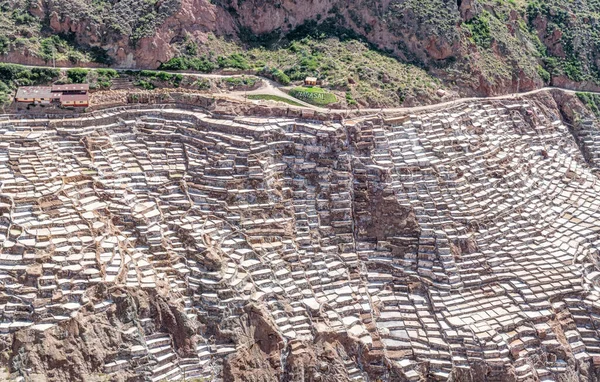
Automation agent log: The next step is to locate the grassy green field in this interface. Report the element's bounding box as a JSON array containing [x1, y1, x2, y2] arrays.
[[289, 86, 337, 106], [247, 94, 305, 107]]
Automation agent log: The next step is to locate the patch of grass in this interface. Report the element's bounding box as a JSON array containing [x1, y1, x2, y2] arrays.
[[89, 68, 119, 89], [0, 81, 11, 107], [289, 86, 337, 106], [162, 52, 252, 72], [96, 69, 118, 79], [0, 35, 8, 54], [247, 94, 304, 106], [88, 69, 119, 89]]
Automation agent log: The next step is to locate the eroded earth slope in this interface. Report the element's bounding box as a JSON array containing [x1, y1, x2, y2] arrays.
[[1, 97, 600, 381]]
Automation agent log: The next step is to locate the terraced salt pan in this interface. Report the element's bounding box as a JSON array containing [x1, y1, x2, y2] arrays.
[[0, 101, 599, 381]]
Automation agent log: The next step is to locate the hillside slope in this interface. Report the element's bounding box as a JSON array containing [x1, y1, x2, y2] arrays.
[[1, 0, 600, 99]]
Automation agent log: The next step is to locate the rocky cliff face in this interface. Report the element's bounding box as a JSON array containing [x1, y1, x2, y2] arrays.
[[25, 0, 236, 68], [217, 0, 460, 62], [18, 0, 461, 70], [9, 286, 197, 381]]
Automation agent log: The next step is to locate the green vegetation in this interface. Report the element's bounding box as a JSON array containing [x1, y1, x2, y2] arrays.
[[577, 92, 600, 117], [217, 53, 250, 70], [289, 86, 337, 106], [524, 0, 600, 84], [259, 67, 291, 85], [464, 12, 492, 49], [66, 68, 90, 83], [0, 63, 60, 106], [139, 70, 183, 86], [0, 0, 177, 62], [90, 68, 119, 89], [161, 53, 251, 72], [163, 34, 444, 107], [131, 70, 184, 89], [0, 64, 60, 86], [194, 79, 211, 90], [159, 57, 217, 72], [96, 69, 118, 78], [0, 81, 10, 106], [183, 37, 198, 56], [135, 79, 155, 90], [222, 76, 259, 88], [537, 65, 551, 84], [272, 69, 290, 85], [247, 94, 304, 106], [345, 91, 357, 106]]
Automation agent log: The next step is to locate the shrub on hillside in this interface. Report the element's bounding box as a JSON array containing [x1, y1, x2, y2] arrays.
[[96, 69, 119, 79], [271, 68, 290, 85], [464, 12, 492, 49], [0, 63, 59, 85], [259, 66, 291, 85], [577, 92, 600, 116], [217, 53, 250, 70], [67, 68, 89, 83], [537, 65, 551, 83], [159, 57, 216, 72]]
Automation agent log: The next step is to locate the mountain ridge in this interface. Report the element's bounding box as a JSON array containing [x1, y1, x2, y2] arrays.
[[1, 0, 600, 100]]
